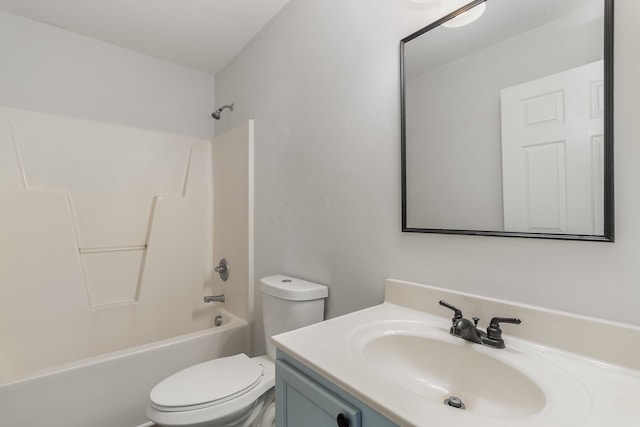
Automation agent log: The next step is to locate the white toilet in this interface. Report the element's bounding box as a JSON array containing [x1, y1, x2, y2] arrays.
[[146, 275, 328, 427]]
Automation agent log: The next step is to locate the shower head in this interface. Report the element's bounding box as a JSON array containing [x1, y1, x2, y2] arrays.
[[212, 103, 234, 120]]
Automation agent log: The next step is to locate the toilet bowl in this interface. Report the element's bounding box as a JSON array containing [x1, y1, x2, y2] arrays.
[[147, 275, 328, 427], [147, 355, 275, 427]]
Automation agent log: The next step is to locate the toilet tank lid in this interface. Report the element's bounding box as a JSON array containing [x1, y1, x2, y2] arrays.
[[260, 275, 328, 301]]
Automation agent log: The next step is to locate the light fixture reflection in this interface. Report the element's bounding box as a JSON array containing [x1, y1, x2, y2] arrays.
[[442, 2, 486, 28]]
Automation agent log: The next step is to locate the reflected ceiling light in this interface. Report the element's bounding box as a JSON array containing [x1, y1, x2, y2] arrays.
[[442, 2, 486, 28]]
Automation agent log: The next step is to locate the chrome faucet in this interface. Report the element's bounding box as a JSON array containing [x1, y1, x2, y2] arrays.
[[204, 294, 226, 303], [439, 300, 521, 349]]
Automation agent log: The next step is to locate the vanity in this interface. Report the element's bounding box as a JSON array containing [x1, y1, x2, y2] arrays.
[[272, 279, 640, 426]]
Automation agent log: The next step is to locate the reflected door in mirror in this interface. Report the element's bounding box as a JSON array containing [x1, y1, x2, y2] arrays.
[[501, 61, 605, 235]]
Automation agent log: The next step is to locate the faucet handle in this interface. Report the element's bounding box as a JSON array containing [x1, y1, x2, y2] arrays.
[[487, 317, 521, 339], [439, 300, 463, 323], [489, 317, 521, 326], [480, 317, 521, 349]]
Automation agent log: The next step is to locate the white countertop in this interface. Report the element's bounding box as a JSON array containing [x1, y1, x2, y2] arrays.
[[272, 279, 640, 427]]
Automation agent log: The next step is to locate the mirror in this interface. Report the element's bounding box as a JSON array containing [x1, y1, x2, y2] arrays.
[[401, 0, 614, 241]]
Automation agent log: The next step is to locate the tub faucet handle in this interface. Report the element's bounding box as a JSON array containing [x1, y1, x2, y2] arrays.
[[214, 258, 229, 281]]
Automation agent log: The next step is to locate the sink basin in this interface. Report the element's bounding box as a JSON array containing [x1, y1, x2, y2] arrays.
[[349, 319, 592, 421], [361, 333, 545, 417]]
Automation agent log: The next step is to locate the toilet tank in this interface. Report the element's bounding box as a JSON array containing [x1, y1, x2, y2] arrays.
[[260, 275, 328, 359]]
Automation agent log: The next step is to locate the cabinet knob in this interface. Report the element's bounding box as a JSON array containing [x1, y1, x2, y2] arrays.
[[337, 413, 350, 427]]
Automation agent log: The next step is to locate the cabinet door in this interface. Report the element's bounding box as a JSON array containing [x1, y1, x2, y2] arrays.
[[276, 360, 361, 427]]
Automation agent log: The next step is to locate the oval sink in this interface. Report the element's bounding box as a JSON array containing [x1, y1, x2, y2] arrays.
[[361, 333, 546, 418], [347, 318, 593, 424]]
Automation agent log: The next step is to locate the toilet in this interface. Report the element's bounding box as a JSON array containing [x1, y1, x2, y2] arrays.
[[146, 275, 328, 427]]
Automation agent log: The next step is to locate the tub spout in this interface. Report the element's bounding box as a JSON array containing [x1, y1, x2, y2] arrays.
[[204, 294, 226, 303]]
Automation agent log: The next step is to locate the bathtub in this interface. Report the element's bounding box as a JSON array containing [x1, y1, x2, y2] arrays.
[[0, 309, 248, 427]]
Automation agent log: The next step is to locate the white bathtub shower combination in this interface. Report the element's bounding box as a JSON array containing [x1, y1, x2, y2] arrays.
[[0, 108, 256, 427], [0, 309, 248, 427]]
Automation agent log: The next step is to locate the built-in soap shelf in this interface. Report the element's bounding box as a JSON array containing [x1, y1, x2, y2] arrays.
[[79, 245, 148, 254]]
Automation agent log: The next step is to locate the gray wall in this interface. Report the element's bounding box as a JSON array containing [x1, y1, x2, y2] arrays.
[[0, 10, 215, 138], [216, 0, 639, 355]]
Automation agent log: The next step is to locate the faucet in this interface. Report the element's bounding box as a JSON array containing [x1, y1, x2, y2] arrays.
[[439, 300, 521, 349], [204, 294, 226, 303]]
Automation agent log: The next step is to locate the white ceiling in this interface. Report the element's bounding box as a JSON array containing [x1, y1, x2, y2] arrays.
[[405, 0, 602, 78], [0, 0, 290, 75]]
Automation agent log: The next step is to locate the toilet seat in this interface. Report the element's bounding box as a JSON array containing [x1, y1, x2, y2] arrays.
[[150, 354, 263, 412], [147, 355, 275, 427]]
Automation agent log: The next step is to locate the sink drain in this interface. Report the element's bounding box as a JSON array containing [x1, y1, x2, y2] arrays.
[[444, 396, 466, 410]]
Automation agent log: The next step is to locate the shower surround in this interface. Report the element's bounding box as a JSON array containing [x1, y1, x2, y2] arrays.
[[0, 106, 226, 380]]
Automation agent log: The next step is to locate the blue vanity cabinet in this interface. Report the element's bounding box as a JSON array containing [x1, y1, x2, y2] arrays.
[[276, 359, 361, 427], [275, 352, 399, 427]]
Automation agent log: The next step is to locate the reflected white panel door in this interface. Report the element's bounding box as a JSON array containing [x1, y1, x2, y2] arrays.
[[501, 60, 604, 234]]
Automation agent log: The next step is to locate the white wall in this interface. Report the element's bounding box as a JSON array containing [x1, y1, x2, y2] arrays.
[[0, 10, 215, 139], [216, 0, 640, 355]]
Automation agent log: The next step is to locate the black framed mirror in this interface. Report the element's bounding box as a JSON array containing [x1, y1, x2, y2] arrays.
[[401, 0, 614, 241]]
